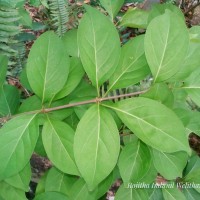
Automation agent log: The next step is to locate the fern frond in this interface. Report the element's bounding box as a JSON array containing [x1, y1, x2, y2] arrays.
[[48, 0, 69, 37], [0, 5, 21, 70]]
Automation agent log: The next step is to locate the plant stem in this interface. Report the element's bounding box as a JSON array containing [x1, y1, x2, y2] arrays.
[[0, 89, 148, 122]]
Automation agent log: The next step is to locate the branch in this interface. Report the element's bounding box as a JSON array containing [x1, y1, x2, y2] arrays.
[[184, 2, 200, 15], [0, 89, 148, 122]]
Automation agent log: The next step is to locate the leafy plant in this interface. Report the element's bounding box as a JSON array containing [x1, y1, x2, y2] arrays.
[[1, 1, 200, 200], [48, 0, 69, 37]]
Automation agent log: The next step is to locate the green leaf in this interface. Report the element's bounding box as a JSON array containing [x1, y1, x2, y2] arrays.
[[96, 172, 114, 199], [0, 113, 38, 180], [148, 3, 184, 23], [189, 26, 200, 43], [74, 104, 120, 190], [18, 95, 42, 113], [0, 181, 27, 200], [183, 67, 200, 107], [54, 57, 85, 100], [172, 88, 188, 110], [139, 155, 157, 184], [62, 29, 79, 57], [169, 33, 200, 81], [118, 140, 152, 183], [100, 0, 124, 20], [120, 8, 149, 29], [0, 85, 20, 117], [42, 117, 79, 175], [174, 109, 200, 136], [151, 149, 188, 180], [20, 67, 33, 92], [35, 171, 48, 195], [69, 178, 97, 200], [19, 95, 73, 123], [34, 132, 46, 157], [141, 83, 174, 108], [78, 5, 121, 95], [45, 167, 75, 196], [115, 184, 149, 200], [162, 187, 186, 200], [183, 188, 200, 200], [73, 97, 93, 120], [18, 8, 32, 27], [26, 31, 70, 103], [68, 79, 97, 101], [5, 163, 31, 191], [108, 35, 150, 91], [149, 188, 163, 200], [184, 155, 200, 183], [103, 97, 191, 154], [0, 55, 8, 87], [64, 112, 80, 130], [187, 111, 200, 136], [34, 192, 68, 200], [144, 10, 189, 82]]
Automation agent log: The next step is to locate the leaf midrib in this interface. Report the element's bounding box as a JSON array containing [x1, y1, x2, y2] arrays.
[[103, 104, 186, 150]]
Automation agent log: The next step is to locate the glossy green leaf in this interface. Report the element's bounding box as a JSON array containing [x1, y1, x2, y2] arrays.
[[104, 97, 191, 154], [145, 10, 189, 82], [62, 29, 79, 57], [74, 104, 120, 190], [5, 163, 31, 191], [115, 184, 149, 200], [162, 187, 186, 200], [42, 117, 79, 175], [69, 178, 97, 200], [78, 5, 121, 94], [0, 85, 20, 117], [0, 113, 38, 180], [183, 67, 200, 107], [108, 35, 150, 91], [118, 140, 152, 183], [0, 55, 8, 87], [26, 31, 70, 103], [54, 57, 85, 100], [148, 3, 184, 23], [151, 149, 188, 180], [141, 83, 174, 108], [45, 167, 75, 196], [0, 181, 27, 200], [34, 191, 68, 200], [100, 0, 124, 20], [120, 8, 149, 29], [183, 188, 200, 200]]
